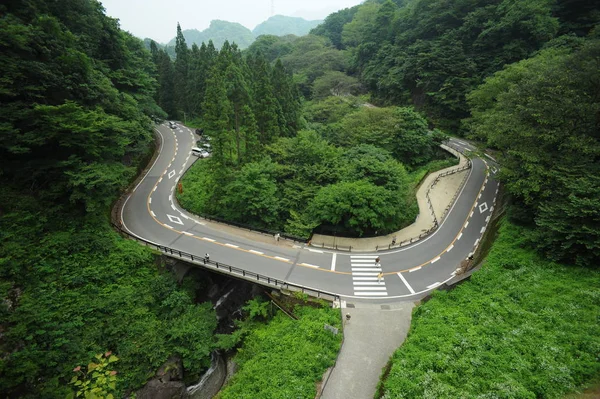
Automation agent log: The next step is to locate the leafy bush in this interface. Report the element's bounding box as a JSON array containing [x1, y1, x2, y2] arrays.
[[378, 221, 600, 398], [217, 305, 342, 399]]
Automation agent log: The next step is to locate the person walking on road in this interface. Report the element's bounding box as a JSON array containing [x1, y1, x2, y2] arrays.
[[205, 253, 210, 263], [377, 271, 383, 284]]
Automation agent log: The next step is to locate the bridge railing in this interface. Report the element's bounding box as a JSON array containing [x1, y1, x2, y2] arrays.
[[112, 223, 339, 302]]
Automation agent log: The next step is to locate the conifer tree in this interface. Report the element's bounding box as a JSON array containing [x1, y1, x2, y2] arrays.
[[174, 23, 189, 117], [272, 59, 301, 137], [250, 54, 282, 144], [202, 65, 232, 166], [156, 49, 176, 117]]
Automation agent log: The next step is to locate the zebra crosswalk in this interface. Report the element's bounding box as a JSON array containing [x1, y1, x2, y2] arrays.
[[351, 255, 387, 296]]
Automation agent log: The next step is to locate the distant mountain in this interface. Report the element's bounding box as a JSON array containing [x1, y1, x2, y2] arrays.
[[157, 16, 322, 51], [167, 20, 254, 50], [252, 15, 322, 37]]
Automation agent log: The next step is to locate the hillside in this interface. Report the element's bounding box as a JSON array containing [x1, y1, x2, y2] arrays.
[[167, 20, 254, 49], [252, 15, 322, 37], [159, 16, 321, 50]]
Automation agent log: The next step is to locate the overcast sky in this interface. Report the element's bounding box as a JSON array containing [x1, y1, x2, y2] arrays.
[[100, 0, 364, 44]]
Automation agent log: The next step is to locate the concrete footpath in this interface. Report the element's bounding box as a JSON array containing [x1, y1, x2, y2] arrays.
[[311, 145, 470, 252], [321, 302, 415, 399]]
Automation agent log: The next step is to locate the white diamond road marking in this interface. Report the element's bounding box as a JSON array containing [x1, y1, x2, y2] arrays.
[[491, 166, 497, 174], [479, 202, 489, 213], [351, 256, 387, 296], [168, 170, 176, 179], [167, 214, 184, 225]]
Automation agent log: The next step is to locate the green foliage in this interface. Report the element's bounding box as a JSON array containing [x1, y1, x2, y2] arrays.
[[312, 71, 364, 99], [308, 179, 408, 237], [468, 37, 600, 265], [180, 98, 450, 238], [218, 305, 342, 399], [0, 0, 156, 212], [0, 3, 219, 396], [69, 352, 119, 399], [0, 186, 219, 398], [221, 159, 280, 227], [311, 5, 361, 49], [329, 106, 445, 167], [378, 221, 600, 398]]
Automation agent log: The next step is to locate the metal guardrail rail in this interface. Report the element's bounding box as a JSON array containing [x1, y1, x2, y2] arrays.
[[112, 223, 340, 302]]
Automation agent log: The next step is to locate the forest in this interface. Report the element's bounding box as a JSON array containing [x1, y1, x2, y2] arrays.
[[1, 0, 599, 397]]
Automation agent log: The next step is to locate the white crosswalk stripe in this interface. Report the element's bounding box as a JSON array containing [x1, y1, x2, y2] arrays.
[[350, 255, 387, 296]]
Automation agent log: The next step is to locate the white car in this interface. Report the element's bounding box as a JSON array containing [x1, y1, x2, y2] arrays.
[[191, 147, 210, 158], [168, 121, 176, 129]]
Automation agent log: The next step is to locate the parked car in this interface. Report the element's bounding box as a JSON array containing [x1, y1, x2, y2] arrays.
[[191, 147, 210, 158]]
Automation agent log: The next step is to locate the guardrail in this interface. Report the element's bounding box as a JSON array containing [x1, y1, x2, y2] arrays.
[[112, 223, 339, 302]]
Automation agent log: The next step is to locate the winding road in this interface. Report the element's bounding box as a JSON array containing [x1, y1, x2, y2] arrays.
[[121, 123, 499, 302]]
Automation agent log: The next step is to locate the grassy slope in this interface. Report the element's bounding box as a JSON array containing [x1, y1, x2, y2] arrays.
[[217, 304, 342, 399], [378, 221, 600, 399]]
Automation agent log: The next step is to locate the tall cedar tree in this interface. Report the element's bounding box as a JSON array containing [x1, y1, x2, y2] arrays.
[[174, 23, 190, 117], [248, 54, 283, 144], [271, 59, 301, 137]]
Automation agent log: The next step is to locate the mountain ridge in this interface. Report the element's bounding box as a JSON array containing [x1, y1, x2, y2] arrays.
[[151, 15, 322, 50]]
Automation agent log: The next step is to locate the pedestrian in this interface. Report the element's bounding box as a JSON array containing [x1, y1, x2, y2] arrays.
[[377, 272, 383, 283], [391, 236, 397, 246], [274, 233, 280, 242], [205, 253, 210, 263], [375, 256, 380, 265]]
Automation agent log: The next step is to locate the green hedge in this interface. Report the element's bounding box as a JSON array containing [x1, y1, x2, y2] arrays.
[[378, 221, 600, 398]]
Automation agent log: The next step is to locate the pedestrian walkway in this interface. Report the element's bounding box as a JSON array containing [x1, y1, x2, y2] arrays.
[[351, 255, 387, 296], [320, 303, 414, 399]]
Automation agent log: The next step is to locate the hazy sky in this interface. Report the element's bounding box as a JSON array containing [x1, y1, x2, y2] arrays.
[[100, 0, 364, 43]]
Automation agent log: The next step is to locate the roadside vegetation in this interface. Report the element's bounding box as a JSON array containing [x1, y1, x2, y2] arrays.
[[0, 2, 219, 397], [377, 221, 600, 398], [216, 298, 342, 399]]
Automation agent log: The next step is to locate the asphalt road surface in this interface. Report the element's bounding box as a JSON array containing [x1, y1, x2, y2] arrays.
[[121, 123, 498, 302]]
